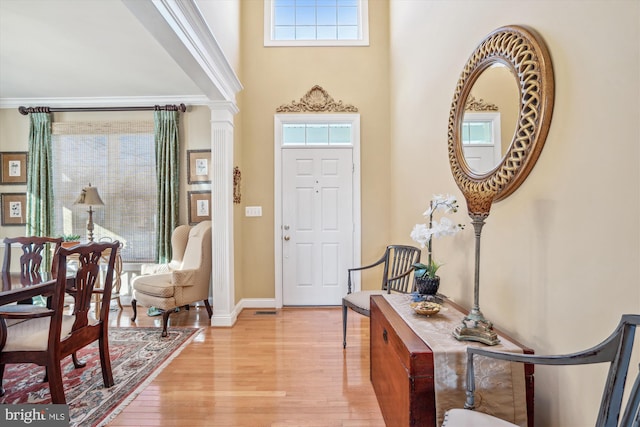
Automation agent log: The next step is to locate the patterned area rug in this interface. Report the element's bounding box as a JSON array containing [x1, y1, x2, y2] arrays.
[[0, 326, 202, 426]]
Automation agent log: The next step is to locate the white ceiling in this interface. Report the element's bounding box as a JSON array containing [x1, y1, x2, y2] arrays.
[[0, 0, 226, 107]]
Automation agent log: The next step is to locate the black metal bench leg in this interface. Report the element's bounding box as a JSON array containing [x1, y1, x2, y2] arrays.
[[342, 303, 348, 349]]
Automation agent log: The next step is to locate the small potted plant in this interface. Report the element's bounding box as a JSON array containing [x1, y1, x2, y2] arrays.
[[410, 194, 464, 295], [411, 260, 443, 295], [61, 234, 81, 248]]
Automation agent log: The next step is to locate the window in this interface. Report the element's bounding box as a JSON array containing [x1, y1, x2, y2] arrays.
[[51, 121, 157, 263], [462, 120, 494, 145], [264, 0, 369, 47], [282, 123, 352, 145]]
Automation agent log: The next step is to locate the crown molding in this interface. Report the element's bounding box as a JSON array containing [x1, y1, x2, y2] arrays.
[[0, 95, 211, 110]]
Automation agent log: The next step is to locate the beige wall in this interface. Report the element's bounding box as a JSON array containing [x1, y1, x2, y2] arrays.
[[237, 0, 392, 298], [196, 0, 241, 72], [390, 1, 639, 426], [0, 110, 31, 241]]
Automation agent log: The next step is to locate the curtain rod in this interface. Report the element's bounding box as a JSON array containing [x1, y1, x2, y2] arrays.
[[18, 103, 187, 115]]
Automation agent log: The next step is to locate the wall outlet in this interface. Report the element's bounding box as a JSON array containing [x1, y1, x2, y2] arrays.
[[245, 206, 262, 217]]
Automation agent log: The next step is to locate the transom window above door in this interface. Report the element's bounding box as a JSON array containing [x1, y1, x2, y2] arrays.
[[462, 119, 494, 145], [282, 123, 352, 145], [264, 0, 369, 46]]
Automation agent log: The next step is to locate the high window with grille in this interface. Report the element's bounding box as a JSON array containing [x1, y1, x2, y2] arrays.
[[264, 0, 369, 46]]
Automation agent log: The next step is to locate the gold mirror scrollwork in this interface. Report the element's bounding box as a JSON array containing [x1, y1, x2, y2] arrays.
[[448, 25, 555, 216]]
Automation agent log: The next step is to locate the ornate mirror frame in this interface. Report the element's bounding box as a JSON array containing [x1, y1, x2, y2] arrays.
[[448, 25, 555, 216], [448, 25, 555, 345]]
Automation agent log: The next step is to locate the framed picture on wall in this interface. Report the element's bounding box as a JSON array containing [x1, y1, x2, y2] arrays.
[[187, 149, 211, 184], [188, 190, 211, 225], [1, 193, 27, 226], [0, 152, 28, 185]]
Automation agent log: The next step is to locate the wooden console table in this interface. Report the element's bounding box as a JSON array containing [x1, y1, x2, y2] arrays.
[[370, 294, 534, 427]]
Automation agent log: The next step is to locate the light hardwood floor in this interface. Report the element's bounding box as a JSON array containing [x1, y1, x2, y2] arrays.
[[106, 305, 385, 427]]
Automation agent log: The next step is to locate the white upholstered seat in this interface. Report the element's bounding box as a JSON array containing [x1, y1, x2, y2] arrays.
[[342, 290, 387, 313], [442, 409, 517, 427]]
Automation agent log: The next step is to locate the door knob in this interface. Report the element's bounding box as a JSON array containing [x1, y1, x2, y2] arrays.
[[284, 236, 290, 241]]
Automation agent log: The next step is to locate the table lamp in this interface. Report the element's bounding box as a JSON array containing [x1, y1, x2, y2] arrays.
[[74, 183, 104, 242]]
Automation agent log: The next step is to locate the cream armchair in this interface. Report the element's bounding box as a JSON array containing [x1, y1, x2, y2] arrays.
[[139, 224, 190, 276], [131, 221, 212, 337]]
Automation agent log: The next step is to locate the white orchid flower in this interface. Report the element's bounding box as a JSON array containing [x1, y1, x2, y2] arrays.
[[411, 193, 464, 274], [422, 205, 434, 218], [432, 217, 461, 237], [431, 193, 458, 214], [410, 223, 432, 248]]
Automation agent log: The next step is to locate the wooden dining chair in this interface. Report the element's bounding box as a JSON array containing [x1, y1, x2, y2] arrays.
[[342, 245, 421, 348], [442, 314, 640, 427], [2, 236, 63, 292], [0, 240, 120, 403]]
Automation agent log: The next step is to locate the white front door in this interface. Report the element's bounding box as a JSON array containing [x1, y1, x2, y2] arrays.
[[281, 148, 353, 305], [462, 145, 499, 173], [462, 112, 502, 174]]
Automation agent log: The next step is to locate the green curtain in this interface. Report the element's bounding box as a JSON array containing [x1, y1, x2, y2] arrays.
[[154, 110, 179, 263], [26, 112, 53, 238]]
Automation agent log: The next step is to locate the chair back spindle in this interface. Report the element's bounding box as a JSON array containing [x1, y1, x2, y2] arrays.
[[342, 244, 421, 348], [57, 242, 118, 333], [385, 245, 422, 293], [2, 236, 63, 290]]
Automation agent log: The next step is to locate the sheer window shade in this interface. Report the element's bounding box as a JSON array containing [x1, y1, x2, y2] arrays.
[[51, 121, 157, 262]]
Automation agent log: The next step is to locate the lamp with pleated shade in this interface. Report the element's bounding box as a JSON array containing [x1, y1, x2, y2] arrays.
[[74, 183, 104, 242]]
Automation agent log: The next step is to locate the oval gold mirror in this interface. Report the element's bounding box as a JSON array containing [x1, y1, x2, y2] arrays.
[[448, 25, 555, 216]]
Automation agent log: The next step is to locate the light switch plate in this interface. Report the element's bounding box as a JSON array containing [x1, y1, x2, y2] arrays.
[[245, 206, 262, 217]]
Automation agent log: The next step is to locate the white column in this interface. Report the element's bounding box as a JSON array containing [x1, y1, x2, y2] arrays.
[[209, 101, 239, 326]]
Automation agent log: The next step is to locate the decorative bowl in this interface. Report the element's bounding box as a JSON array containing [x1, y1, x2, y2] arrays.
[[410, 301, 442, 316]]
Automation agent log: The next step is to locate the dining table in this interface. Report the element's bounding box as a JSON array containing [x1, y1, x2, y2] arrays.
[[0, 271, 59, 307], [0, 270, 86, 351], [0, 268, 116, 312], [0, 271, 60, 353]]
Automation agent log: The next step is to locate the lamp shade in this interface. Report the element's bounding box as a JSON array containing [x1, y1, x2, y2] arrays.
[[74, 184, 105, 206]]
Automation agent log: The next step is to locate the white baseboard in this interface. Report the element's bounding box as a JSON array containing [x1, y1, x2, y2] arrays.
[[239, 298, 277, 309], [207, 298, 279, 327], [211, 305, 240, 327]]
